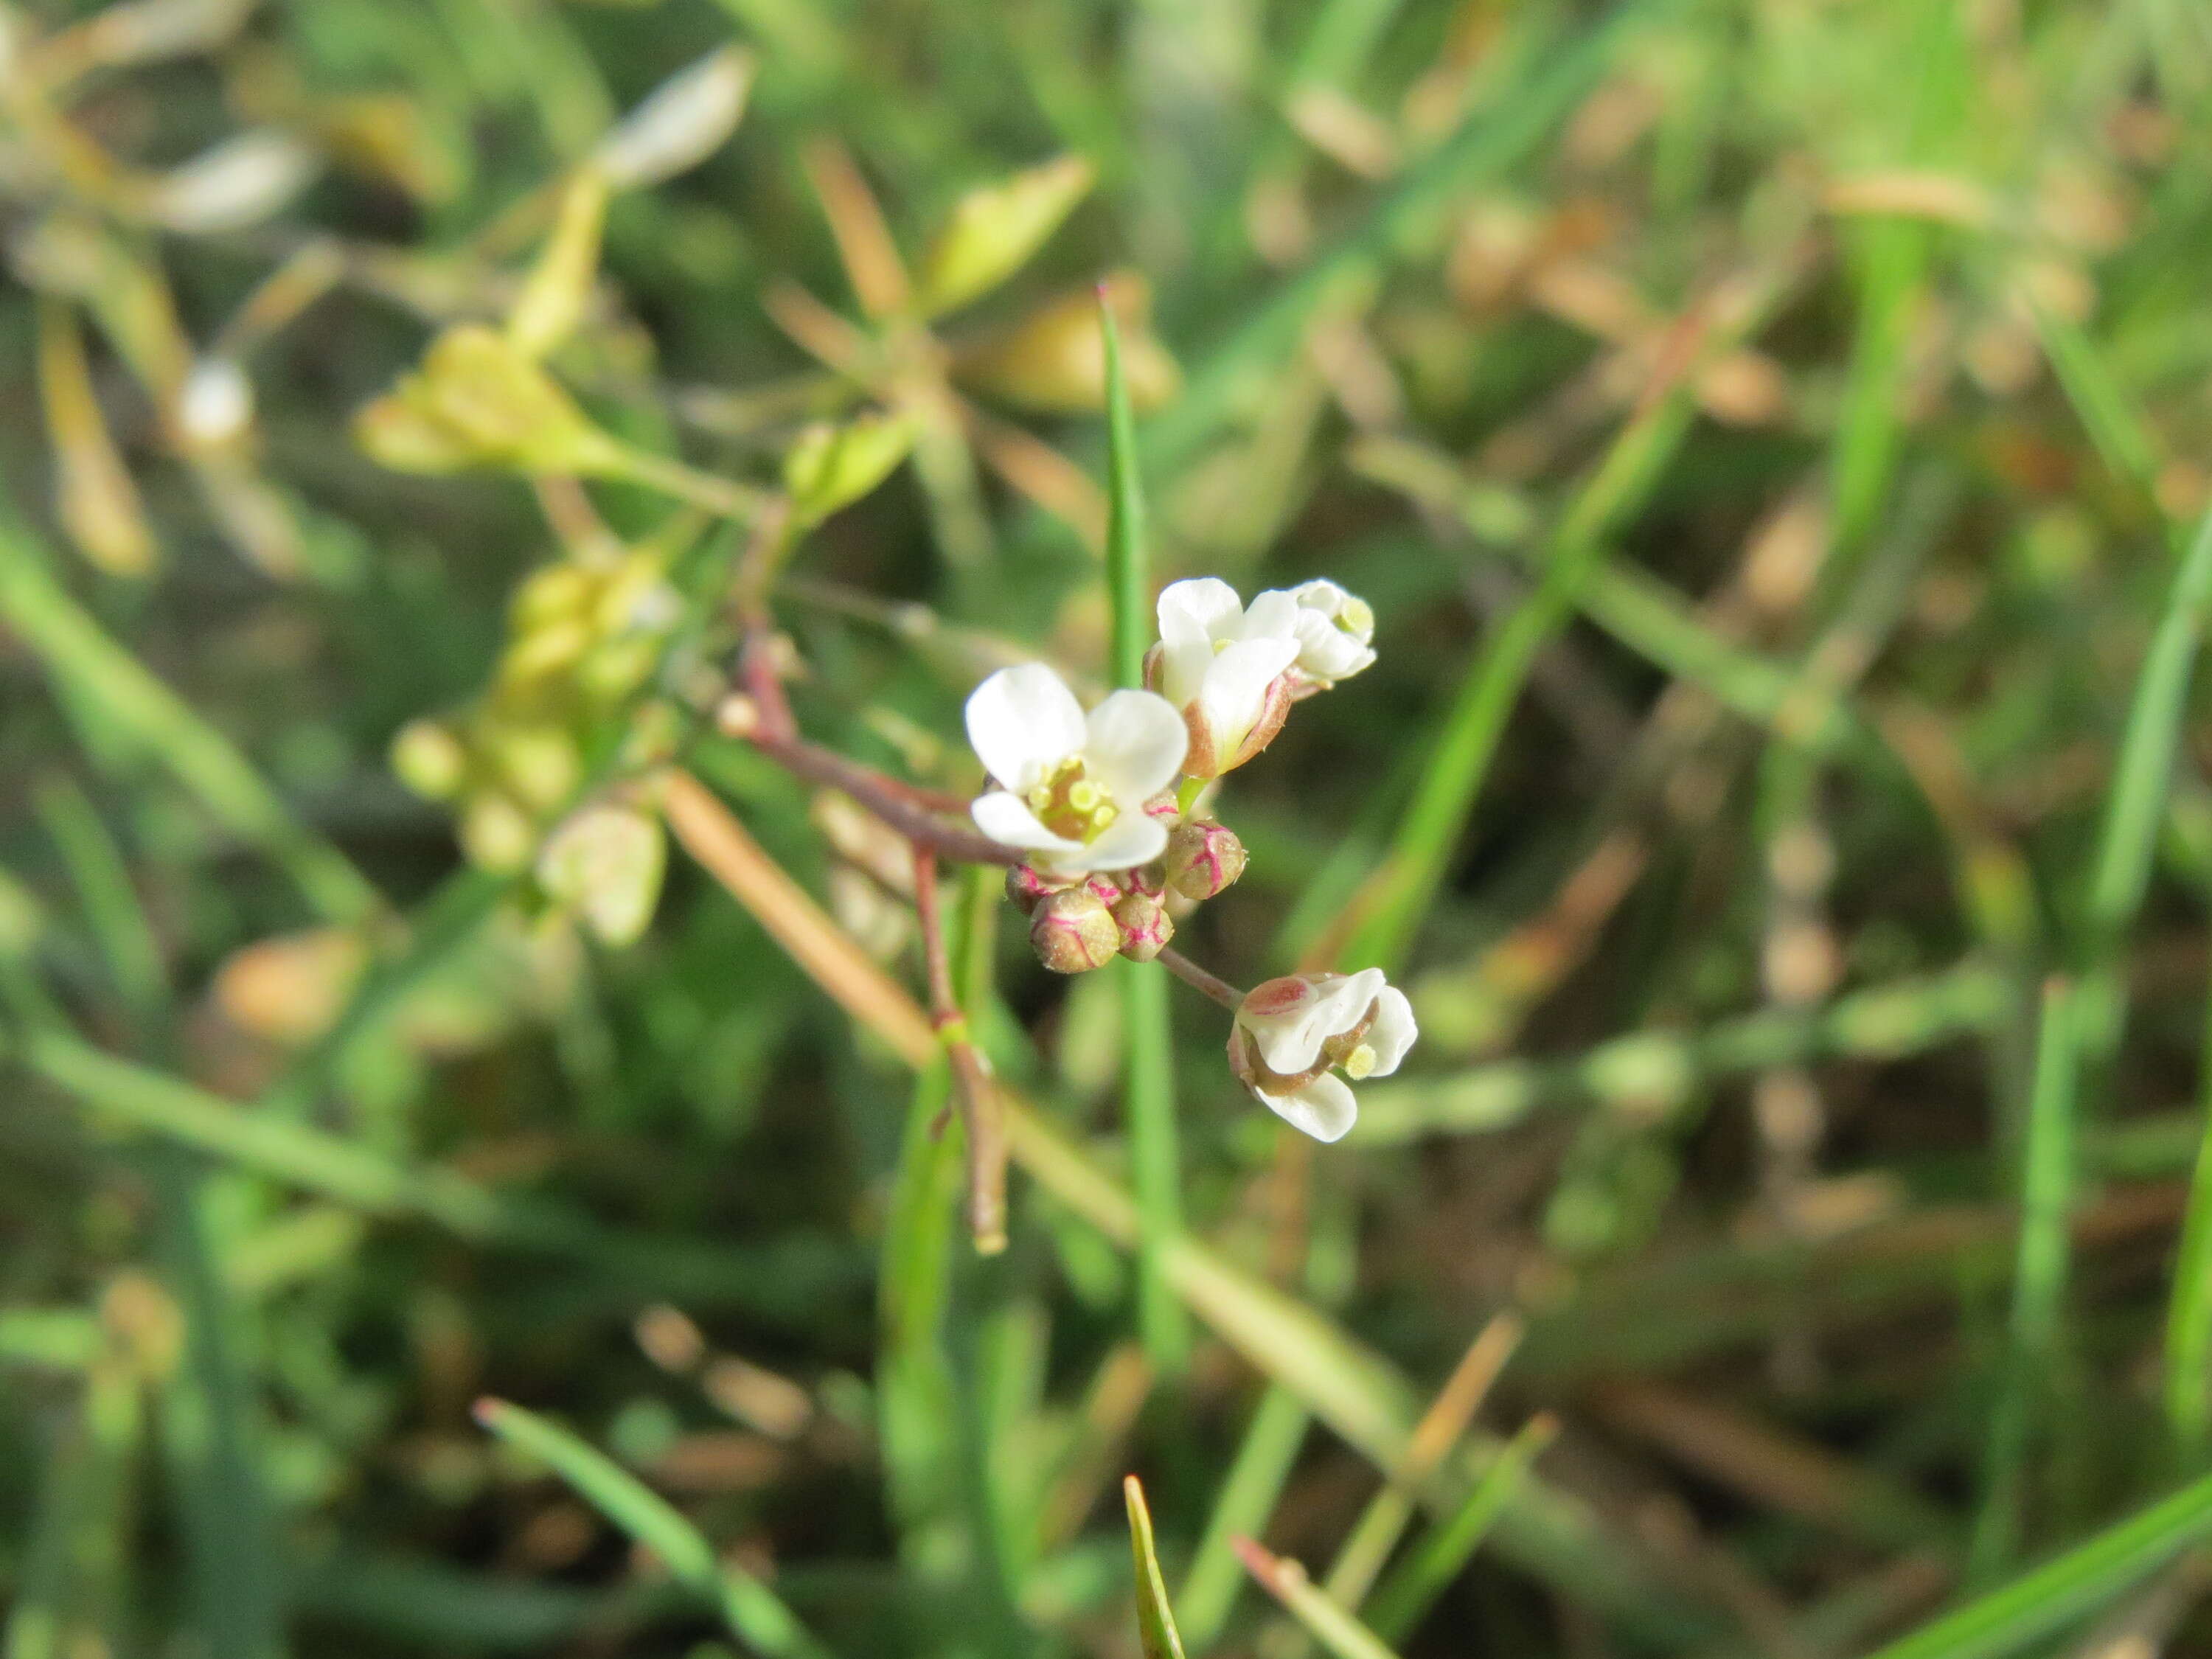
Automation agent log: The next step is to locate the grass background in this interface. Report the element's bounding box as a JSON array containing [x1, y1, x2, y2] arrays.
[[8, 0, 2212, 1656]]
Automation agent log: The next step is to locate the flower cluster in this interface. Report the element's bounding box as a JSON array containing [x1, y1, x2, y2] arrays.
[[963, 575, 1412, 1140]]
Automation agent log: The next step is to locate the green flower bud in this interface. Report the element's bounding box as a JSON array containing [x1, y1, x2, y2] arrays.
[[391, 717, 469, 801], [1029, 887, 1118, 974], [1112, 890, 1173, 962], [459, 790, 536, 873], [783, 408, 918, 528], [1164, 818, 1246, 901], [918, 154, 1094, 317], [537, 801, 667, 947], [355, 324, 629, 478]]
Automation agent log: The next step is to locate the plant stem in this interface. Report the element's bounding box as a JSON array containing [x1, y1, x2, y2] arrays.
[[1159, 947, 1246, 1012]]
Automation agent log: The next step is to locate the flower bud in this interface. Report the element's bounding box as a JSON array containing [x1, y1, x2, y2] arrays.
[[1164, 819, 1246, 901], [537, 800, 667, 947], [784, 408, 918, 528], [1029, 887, 1119, 974], [1112, 891, 1172, 962], [355, 324, 628, 479], [1081, 870, 1126, 906], [391, 717, 469, 800], [459, 790, 537, 873], [918, 154, 1093, 317], [1005, 860, 1066, 916]]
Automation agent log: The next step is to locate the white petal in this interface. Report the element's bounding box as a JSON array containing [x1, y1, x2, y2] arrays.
[[1082, 689, 1189, 807], [972, 790, 1084, 857], [1293, 610, 1377, 683], [965, 664, 1084, 791], [1156, 578, 1241, 709], [1261, 1072, 1357, 1142], [1158, 577, 1244, 642], [1071, 810, 1168, 874], [1365, 987, 1418, 1077], [1292, 577, 1353, 618], [1240, 588, 1303, 641], [1197, 636, 1298, 762], [1251, 967, 1384, 1075]]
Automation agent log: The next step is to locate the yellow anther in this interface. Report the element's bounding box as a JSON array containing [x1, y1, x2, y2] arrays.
[[1341, 597, 1374, 635], [1342, 1043, 1377, 1080], [1092, 801, 1118, 830], [1068, 779, 1101, 812], [1026, 784, 1054, 812]]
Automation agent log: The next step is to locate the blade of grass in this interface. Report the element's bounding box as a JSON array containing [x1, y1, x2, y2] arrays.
[[473, 1398, 831, 1659], [1176, 1384, 1312, 1646], [1860, 1470, 2212, 1659], [2077, 502, 2212, 1054], [1365, 1413, 1560, 1643], [1235, 1539, 1403, 1659], [2165, 967, 2212, 1455], [1125, 1476, 1189, 1659], [0, 495, 380, 928], [1969, 978, 2082, 1580], [1340, 353, 1703, 973], [1102, 293, 1189, 1373], [32, 776, 166, 1029], [10, 1026, 852, 1320], [1145, 0, 1680, 470]]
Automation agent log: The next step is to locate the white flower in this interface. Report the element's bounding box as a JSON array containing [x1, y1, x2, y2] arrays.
[[1287, 579, 1376, 691], [966, 664, 1187, 877], [1227, 969, 1417, 1143], [1148, 579, 1301, 779]]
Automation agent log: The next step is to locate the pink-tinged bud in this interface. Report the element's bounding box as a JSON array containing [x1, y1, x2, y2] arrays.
[[1113, 891, 1173, 962], [1164, 819, 1246, 901], [1124, 860, 1166, 898], [1029, 888, 1119, 973], [1006, 860, 1068, 916], [1141, 790, 1180, 822], [1081, 870, 1127, 907]]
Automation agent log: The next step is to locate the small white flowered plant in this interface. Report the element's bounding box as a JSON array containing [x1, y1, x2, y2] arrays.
[[965, 662, 1186, 877], [956, 571, 1408, 1142], [1228, 970, 1418, 1142]]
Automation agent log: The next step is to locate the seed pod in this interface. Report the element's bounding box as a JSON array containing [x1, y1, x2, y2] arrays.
[[1164, 819, 1246, 901], [1113, 891, 1173, 963], [1029, 887, 1118, 974]]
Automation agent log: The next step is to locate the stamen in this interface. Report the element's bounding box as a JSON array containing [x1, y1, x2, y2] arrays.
[[1068, 780, 1100, 811], [1092, 801, 1117, 829], [1341, 597, 1374, 636], [1026, 785, 1054, 813], [1342, 1043, 1377, 1079]]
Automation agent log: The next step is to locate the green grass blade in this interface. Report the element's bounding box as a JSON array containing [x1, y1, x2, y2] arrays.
[[2163, 970, 2212, 1455], [1340, 383, 1697, 973], [1235, 1539, 1404, 1659], [1366, 1413, 1558, 1644], [32, 776, 167, 1029], [1175, 1384, 1312, 1646], [0, 493, 380, 928], [1102, 293, 1189, 1371], [2080, 501, 2212, 1003], [1860, 1470, 2212, 1659], [1145, 0, 1679, 470], [1125, 1476, 1189, 1659], [13, 1029, 849, 1319], [1969, 978, 2082, 1579], [474, 1399, 832, 1659]]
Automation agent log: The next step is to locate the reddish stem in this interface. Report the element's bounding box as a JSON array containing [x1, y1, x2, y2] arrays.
[[1158, 947, 1247, 1012]]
